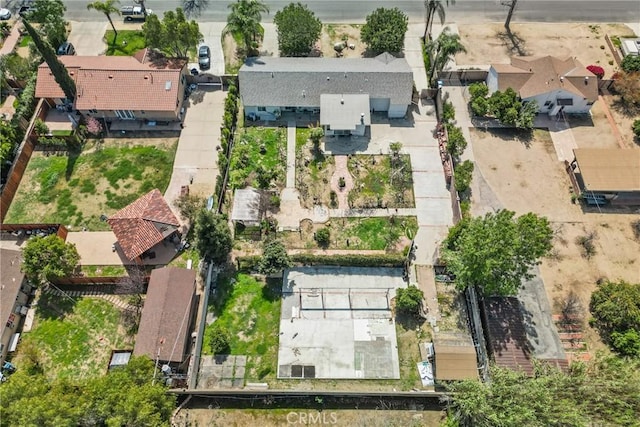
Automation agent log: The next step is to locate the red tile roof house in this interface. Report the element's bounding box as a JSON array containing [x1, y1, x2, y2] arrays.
[[34, 49, 189, 131], [487, 56, 598, 116], [133, 267, 197, 370], [107, 189, 181, 263]]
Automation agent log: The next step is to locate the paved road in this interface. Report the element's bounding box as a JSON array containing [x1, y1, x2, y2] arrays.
[[53, 0, 640, 23]]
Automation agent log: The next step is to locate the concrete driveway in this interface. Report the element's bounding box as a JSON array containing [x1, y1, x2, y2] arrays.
[[67, 21, 107, 56], [164, 88, 225, 207], [197, 22, 226, 76]]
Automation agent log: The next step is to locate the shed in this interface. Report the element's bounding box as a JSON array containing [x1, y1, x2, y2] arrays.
[[230, 187, 262, 226], [434, 343, 479, 381]]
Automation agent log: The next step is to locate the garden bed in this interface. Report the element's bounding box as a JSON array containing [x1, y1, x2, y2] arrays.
[[229, 127, 287, 191], [347, 154, 414, 209], [295, 128, 336, 209], [4, 138, 177, 230]]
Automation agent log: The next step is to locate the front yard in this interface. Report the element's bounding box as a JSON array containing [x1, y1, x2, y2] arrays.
[[5, 137, 177, 230], [104, 30, 146, 56], [16, 296, 134, 380], [229, 127, 287, 191]]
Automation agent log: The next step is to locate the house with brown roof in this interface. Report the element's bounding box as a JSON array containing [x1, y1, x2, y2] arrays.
[[133, 267, 197, 368], [107, 189, 181, 262], [35, 49, 188, 128], [487, 56, 598, 115]]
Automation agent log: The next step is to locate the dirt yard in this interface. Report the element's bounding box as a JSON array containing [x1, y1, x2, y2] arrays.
[[320, 24, 366, 58], [174, 409, 443, 427], [456, 23, 637, 78], [470, 128, 640, 356]]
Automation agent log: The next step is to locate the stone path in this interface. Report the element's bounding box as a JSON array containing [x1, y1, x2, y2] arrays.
[[329, 156, 354, 210], [44, 284, 137, 311]]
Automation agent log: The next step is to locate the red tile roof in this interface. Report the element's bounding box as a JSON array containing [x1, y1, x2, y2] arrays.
[[133, 267, 196, 363], [107, 189, 180, 260], [35, 51, 185, 112]]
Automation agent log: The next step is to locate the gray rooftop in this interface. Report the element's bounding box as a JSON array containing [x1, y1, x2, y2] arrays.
[[230, 187, 262, 223], [239, 53, 413, 108], [320, 94, 371, 130]]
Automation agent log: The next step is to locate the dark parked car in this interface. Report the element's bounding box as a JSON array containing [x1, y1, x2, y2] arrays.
[[198, 45, 211, 70], [57, 42, 76, 56]]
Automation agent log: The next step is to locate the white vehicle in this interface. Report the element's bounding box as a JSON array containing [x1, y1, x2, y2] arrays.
[[120, 5, 153, 22]]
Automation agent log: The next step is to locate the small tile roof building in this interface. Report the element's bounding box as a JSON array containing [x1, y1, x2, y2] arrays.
[[107, 189, 180, 261], [238, 53, 413, 130], [487, 56, 598, 115], [35, 49, 188, 124], [567, 148, 640, 206], [133, 267, 197, 366]]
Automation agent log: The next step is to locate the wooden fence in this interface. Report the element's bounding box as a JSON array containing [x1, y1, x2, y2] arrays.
[[0, 99, 50, 223], [604, 34, 623, 66], [437, 70, 488, 86], [0, 223, 68, 240]]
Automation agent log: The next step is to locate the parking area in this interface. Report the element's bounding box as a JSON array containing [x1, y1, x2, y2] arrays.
[[278, 267, 406, 380]]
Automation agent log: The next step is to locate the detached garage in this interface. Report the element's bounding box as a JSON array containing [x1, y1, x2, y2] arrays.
[[238, 53, 413, 126]]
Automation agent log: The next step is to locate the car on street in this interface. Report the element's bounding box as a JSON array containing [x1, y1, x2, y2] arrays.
[[198, 45, 211, 70], [57, 42, 76, 56], [0, 8, 11, 20], [120, 5, 152, 22]]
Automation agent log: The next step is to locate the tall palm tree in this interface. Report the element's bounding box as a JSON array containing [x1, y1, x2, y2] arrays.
[[423, 0, 455, 41], [427, 27, 466, 87], [223, 0, 269, 55], [87, 0, 121, 41]]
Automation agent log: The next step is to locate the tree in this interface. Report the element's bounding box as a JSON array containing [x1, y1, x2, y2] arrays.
[[142, 8, 203, 58], [21, 235, 80, 284], [613, 71, 640, 107], [454, 160, 474, 193], [27, 0, 68, 49], [273, 3, 322, 57], [223, 0, 269, 55], [426, 27, 466, 86], [0, 120, 17, 166], [87, 0, 121, 42], [258, 239, 291, 276], [503, 0, 518, 33], [21, 19, 76, 101], [469, 84, 536, 129], [0, 52, 35, 82], [207, 323, 231, 354], [194, 209, 232, 263], [442, 210, 553, 296], [395, 286, 424, 317], [360, 7, 408, 54], [182, 0, 210, 18], [444, 356, 640, 427], [174, 193, 205, 226], [315, 227, 330, 248], [590, 280, 640, 357], [621, 54, 640, 73], [445, 123, 467, 160], [423, 0, 455, 41]]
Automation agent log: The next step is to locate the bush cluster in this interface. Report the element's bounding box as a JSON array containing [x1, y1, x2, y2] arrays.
[[214, 80, 240, 204], [468, 82, 536, 129]]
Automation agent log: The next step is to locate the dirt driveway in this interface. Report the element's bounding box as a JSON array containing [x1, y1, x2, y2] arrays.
[[470, 128, 640, 355], [456, 23, 636, 77]]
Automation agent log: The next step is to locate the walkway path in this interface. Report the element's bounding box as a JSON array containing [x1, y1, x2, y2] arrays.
[[329, 156, 354, 210], [0, 22, 21, 56], [286, 121, 296, 188], [44, 284, 137, 312]]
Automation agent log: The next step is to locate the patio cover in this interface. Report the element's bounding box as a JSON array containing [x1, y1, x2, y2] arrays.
[[573, 148, 640, 192], [320, 94, 371, 131], [230, 187, 262, 225]]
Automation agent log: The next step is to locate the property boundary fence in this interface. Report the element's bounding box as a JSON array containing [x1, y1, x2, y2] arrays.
[[604, 34, 623, 66]]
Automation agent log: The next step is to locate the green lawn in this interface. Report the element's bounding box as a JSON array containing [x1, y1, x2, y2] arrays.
[[229, 127, 287, 190], [18, 297, 133, 380], [19, 35, 32, 47], [203, 274, 281, 381], [296, 128, 310, 153], [5, 139, 177, 230], [81, 265, 128, 277], [105, 30, 146, 56]]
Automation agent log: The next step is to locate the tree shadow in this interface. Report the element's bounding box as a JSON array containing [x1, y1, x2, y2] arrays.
[[497, 29, 528, 57], [36, 289, 77, 321], [65, 145, 81, 180], [610, 96, 640, 119], [262, 277, 283, 302], [485, 127, 534, 148], [395, 311, 426, 331]]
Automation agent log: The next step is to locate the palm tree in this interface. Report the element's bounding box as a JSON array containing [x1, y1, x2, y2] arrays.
[[427, 27, 466, 87], [423, 0, 455, 41], [223, 0, 269, 55], [87, 0, 121, 42]]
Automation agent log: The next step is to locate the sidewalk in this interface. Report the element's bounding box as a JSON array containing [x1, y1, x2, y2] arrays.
[[0, 21, 21, 56]]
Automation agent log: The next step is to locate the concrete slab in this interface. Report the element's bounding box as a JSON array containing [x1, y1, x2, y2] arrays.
[[68, 21, 107, 56], [197, 22, 226, 76], [278, 267, 405, 380], [258, 23, 279, 57]]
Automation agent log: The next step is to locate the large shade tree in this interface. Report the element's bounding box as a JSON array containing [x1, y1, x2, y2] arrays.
[[21, 234, 80, 284], [273, 2, 322, 57], [442, 209, 553, 296], [87, 0, 121, 41], [195, 209, 233, 264], [223, 0, 269, 55], [143, 8, 203, 58], [360, 7, 408, 54]]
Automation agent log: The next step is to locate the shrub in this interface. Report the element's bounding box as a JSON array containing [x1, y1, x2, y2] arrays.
[[587, 64, 605, 79], [207, 323, 231, 354], [454, 160, 474, 193], [445, 123, 467, 159], [315, 227, 331, 248], [442, 100, 455, 123], [395, 286, 424, 316], [621, 54, 640, 73]]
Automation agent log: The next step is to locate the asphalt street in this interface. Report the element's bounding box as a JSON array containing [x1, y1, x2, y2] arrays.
[[1, 0, 636, 24]]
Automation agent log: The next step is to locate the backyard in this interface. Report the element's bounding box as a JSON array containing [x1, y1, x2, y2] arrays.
[[4, 137, 177, 230], [296, 128, 336, 208], [15, 296, 134, 380], [202, 274, 281, 382], [348, 154, 415, 209], [229, 127, 287, 191]]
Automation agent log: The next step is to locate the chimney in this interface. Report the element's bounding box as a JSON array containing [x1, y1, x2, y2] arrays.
[[360, 113, 365, 124], [560, 76, 564, 83], [340, 98, 344, 105], [584, 76, 589, 85]]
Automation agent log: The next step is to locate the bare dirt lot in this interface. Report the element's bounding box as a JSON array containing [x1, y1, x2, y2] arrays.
[[320, 24, 366, 58], [174, 409, 443, 427], [456, 23, 636, 78], [470, 128, 640, 356]]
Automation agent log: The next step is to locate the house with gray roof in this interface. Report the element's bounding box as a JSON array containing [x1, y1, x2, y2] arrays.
[[238, 53, 413, 136]]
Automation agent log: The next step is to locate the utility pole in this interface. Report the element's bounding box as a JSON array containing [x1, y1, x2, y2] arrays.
[[502, 0, 518, 32]]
